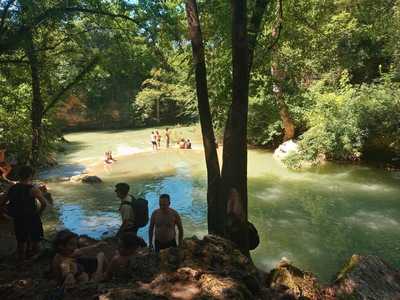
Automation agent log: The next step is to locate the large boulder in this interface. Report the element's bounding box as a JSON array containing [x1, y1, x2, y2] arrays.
[[2, 236, 400, 300], [274, 140, 299, 161], [81, 175, 102, 184], [330, 255, 400, 300], [267, 259, 323, 300]]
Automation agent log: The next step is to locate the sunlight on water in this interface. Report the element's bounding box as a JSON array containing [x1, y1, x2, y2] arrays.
[[42, 126, 400, 283]]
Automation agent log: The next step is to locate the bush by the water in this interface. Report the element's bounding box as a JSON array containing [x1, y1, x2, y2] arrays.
[[283, 74, 400, 168]]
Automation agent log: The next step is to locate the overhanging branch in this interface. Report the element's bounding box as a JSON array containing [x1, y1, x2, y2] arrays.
[[43, 56, 99, 116], [267, 0, 283, 50]]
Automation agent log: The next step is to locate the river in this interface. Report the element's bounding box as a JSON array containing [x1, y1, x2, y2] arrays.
[[39, 126, 400, 282]]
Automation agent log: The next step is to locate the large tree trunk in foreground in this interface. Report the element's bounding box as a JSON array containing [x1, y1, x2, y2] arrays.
[[220, 0, 250, 254], [185, 0, 222, 235], [186, 0, 269, 253], [25, 30, 43, 166]]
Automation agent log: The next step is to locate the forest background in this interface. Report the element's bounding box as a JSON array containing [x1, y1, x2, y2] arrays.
[[0, 0, 399, 168]]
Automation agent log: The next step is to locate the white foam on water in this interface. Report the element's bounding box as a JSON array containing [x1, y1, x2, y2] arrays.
[[344, 210, 400, 231], [115, 145, 143, 156], [258, 187, 284, 203]]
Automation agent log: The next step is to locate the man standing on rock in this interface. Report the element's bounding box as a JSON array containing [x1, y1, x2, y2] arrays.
[[7, 166, 48, 261], [115, 183, 137, 235], [149, 194, 183, 252]]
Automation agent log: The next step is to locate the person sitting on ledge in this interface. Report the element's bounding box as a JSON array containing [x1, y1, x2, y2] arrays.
[[178, 138, 186, 149], [185, 139, 192, 149], [52, 230, 107, 289], [104, 151, 116, 164], [104, 232, 146, 281]]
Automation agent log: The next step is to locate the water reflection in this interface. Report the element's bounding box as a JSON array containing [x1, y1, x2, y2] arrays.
[[59, 204, 120, 237]]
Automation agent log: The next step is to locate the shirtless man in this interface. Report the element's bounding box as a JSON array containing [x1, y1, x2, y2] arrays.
[[156, 130, 161, 148], [165, 128, 170, 148], [150, 131, 158, 150], [149, 194, 183, 252]]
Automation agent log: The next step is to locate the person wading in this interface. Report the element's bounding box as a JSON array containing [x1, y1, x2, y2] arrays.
[[165, 128, 170, 148], [149, 194, 183, 252]]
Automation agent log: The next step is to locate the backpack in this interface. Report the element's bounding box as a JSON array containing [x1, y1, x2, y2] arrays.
[[122, 196, 149, 228], [5, 183, 36, 218], [248, 221, 260, 250]]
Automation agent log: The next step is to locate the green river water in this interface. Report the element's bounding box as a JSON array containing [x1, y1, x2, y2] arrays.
[[39, 126, 400, 283]]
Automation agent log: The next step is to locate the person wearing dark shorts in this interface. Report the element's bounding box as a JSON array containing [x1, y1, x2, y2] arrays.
[[151, 131, 158, 150], [149, 194, 183, 253], [7, 166, 48, 261], [154, 239, 177, 252]]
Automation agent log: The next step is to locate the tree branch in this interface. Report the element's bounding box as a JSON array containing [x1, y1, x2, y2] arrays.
[[0, 4, 141, 54], [267, 0, 283, 50], [0, 58, 28, 64], [248, 0, 270, 72], [0, 0, 15, 37], [43, 56, 99, 116]]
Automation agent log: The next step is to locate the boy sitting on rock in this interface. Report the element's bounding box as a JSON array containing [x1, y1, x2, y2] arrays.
[[104, 232, 146, 281], [52, 230, 107, 288]]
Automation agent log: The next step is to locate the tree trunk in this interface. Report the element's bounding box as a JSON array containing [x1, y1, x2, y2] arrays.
[[220, 0, 250, 254], [248, 0, 269, 73], [271, 7, 295, 142], [156, 98, 160, 124], [271, 62, 295, 141], [25, 30, 43, 166], [185, 0, 222, 235]]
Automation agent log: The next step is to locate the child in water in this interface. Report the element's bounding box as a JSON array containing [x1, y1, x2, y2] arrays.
[[185, 139, 192, 149], [104, 151, 116, 164], [179, 138, 186, 149], [52, 230, 107, 288]]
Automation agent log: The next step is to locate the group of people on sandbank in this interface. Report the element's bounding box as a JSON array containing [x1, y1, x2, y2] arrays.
[[0, 166, 185, 289], [151, 128, 192, 150]]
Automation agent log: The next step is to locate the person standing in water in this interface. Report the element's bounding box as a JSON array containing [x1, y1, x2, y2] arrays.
[[165, 128, 170, 148], [156, 130, 161, 148], [7, 166, 48, 261], [150, 131, 158, 150], [149, 194, 183, 252]]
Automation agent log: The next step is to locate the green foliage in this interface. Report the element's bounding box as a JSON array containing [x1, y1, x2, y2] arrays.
[[134, 66, 197, 126], [0, 0, 399, 167], [284, 74, 400, 167]]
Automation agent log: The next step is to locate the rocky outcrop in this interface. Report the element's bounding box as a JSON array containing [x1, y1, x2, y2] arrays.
[[0, 236, 399, 300], [81, 175, 102, 184], [329, 255, 400, 300], [267, 260, 323, 299], [273, 140, 299, 161]]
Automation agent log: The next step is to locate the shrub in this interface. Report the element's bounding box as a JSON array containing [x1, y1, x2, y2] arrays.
[[284, 74, 400, 167]]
